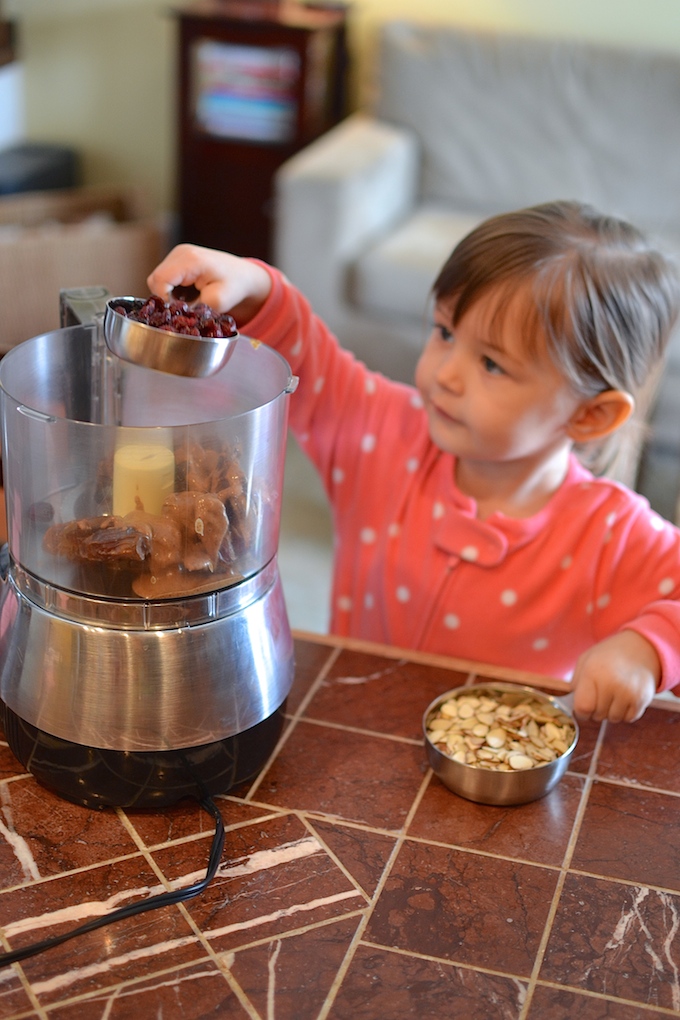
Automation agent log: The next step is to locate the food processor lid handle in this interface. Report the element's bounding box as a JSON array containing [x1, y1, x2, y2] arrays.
[[59, 287, 111, 327]]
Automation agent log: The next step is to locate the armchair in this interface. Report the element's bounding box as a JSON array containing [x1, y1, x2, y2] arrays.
[[274, 21, 680, 514]]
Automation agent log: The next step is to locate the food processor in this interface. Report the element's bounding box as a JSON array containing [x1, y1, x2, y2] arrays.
[[0, 287, 297, 809]]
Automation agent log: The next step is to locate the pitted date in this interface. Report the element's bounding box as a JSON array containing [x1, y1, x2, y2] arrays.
[[112, 295, 237, 339]]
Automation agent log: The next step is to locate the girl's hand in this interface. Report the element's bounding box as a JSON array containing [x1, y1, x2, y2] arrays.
[[146, 244, 272, 326], [572, 630, 660, 723]]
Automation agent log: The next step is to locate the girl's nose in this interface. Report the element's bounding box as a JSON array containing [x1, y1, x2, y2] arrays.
[[435, 347, 464, 391]]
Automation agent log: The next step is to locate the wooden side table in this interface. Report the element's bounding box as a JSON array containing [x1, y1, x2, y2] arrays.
[[173, 0, 349, 261]]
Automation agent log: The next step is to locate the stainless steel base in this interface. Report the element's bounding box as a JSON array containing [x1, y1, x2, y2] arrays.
[[0, 558, 294, 752]]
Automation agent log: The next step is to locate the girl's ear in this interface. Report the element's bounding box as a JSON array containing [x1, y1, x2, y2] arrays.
[[567, 390, 635, 443]]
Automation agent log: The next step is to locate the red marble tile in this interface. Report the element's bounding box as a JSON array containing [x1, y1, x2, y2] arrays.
[[306, 819, 397, 897], [0, 779, 138, 891], [124, 795, 279, 849], [327, 944, 527, 1019], [365, 840, 559, 976], [0, 855, 205, 1006], [0, 965, 37, 1017], [571, 780, 680, 890], [597, 707, 680, 793], [253, 719, 426, 829], [4, 637, 680, 1015], [409, 772, 585, 867], [527, 983, 672, 1018], [540, 872, 680, 1011], [153, 812, 366, 955], [230, 916, 361, 1020], [45, 959, 252, 1019], [307, 650, 469, 740], [287, 637, 337, 715]]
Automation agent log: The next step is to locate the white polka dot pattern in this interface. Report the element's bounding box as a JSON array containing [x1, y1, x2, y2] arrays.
[[265, 269, 680, 685], [263, 266, 680, 689]]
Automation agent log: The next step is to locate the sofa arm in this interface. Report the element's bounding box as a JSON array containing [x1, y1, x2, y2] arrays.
[[273, 113, 419, 325]]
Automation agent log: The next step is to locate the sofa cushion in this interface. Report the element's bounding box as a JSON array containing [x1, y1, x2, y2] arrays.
[[375, 22, 680, 233], [352, 205, 482, 320]]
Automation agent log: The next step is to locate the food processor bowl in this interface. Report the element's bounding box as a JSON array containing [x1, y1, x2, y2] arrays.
[[0, 317, 297, 808]]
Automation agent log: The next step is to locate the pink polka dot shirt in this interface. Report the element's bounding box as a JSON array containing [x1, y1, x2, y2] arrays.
[[245, 266, 680, 691]]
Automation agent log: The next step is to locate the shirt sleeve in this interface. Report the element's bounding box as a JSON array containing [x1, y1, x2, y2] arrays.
[[240, 262, 416, 493], [588, 493, 680, 694]]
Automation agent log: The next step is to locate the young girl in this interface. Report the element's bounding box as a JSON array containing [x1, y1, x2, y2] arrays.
[[147, 201, 680, 725]]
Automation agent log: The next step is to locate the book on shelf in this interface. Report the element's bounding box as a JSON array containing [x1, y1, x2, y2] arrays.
[[193, 40, 300, 143]]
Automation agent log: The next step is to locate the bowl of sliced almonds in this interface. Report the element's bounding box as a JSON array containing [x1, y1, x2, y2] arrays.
[[423, 683, 578, 806]]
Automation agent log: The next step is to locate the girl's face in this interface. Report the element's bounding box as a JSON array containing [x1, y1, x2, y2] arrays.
[[415, 288, 584, 468]]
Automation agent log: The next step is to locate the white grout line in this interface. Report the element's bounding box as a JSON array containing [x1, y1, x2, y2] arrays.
[[316, 766, 434, 1020], [518, 720, 608, 1019]]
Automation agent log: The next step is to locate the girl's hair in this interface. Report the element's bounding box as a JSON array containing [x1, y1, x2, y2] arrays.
[[433, 201, 680, 401]]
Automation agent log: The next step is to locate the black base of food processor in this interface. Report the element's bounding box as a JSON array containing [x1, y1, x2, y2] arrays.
[[1, 700, 285, 810]]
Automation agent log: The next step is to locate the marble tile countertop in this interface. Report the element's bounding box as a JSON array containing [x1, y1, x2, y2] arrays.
[[1, 631, 680, 1019]]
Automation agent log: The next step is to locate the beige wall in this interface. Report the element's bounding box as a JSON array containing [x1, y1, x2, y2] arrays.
[[5, 0, 176, 212], [5, 0, 680, 215]]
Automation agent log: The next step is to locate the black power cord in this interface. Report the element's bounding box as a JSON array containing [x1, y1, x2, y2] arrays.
[[0, 794, 226, 969]]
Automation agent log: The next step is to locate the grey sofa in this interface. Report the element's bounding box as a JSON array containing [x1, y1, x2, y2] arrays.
[[274, 22, 680, 519]]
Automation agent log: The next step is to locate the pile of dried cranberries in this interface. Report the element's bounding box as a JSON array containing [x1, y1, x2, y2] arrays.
[[111, 295, 237, 339]]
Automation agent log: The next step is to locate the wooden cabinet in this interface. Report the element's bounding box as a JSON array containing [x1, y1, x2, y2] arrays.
[[173, 0, 348, 261]]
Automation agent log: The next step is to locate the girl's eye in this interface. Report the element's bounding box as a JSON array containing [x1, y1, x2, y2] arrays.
[[482, 355, 505, 375], [433, 322, 453, 343]]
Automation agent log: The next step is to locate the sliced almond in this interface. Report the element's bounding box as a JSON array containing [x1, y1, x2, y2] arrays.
[[486, 728, 507, 748]]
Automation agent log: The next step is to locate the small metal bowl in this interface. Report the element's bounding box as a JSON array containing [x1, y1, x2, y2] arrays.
[[104, 297, 239, 378], [423, 682, 579, 806]]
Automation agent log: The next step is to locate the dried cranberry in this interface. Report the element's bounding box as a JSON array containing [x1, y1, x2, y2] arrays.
[[117, 296, 237, 339]]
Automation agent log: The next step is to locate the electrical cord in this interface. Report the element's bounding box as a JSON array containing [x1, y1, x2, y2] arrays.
[[0, 794, 226, 969]]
